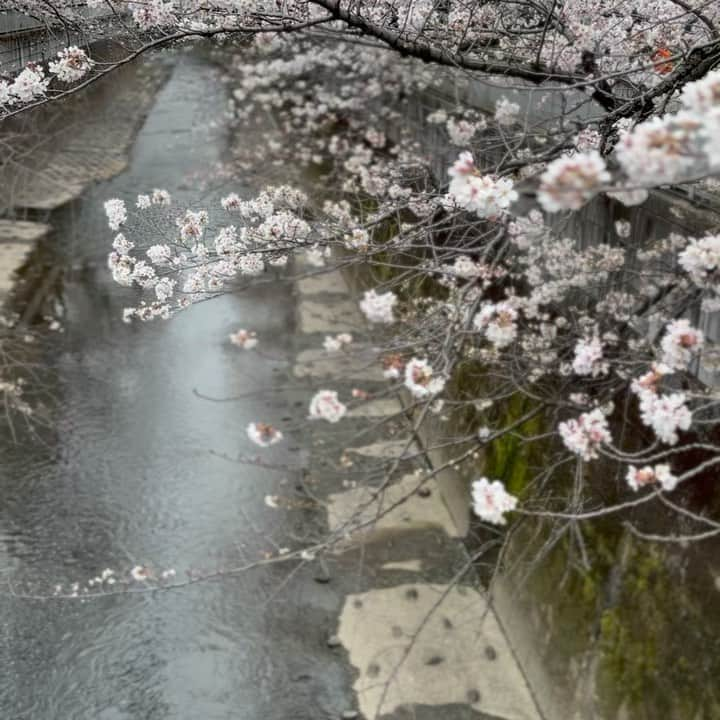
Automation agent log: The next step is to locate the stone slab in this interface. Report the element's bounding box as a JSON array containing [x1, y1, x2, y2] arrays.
[[297, 270, 350, 295], [337, 583, 542, 720], [0, 219, 51, 243], [298, 299, 361, 333], [0, 242, 33, 295], [327, 472, 460, 538], [348, 398, 404, 418], [347, 438, 419, 460], [293, 347, 385, 381]]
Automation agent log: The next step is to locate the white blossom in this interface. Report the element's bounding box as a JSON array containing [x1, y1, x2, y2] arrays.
[[659, 319, 703, 370], [49, 46, 93, 83], [154, 277, 176, 301], [9, 64, 48, 103], [247, 422, 283, 447], [309, 390, 347, 423], [404, 358, 446, 398], [146, 244, 172, 264], [104, 199, 127, 231], [638, 391, 691, 445], [238, 253, 264, 276], [626, 464, 678, 492], [447, 164, 518, 218], [323, 333, 352, 352], [494, 97, 520, 125], [572, 337, 607, 376], [474, 302, 518, 349], [678, 234, 720, 288], [359, 289, 397, 324], [471, 478, 518, 525], [538, 152, 610, 212], [229, 329, 258, 349], [558, 409, 612, 460]]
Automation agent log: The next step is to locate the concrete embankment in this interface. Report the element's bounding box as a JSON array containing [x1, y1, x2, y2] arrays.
[[292, 262, 547, 720], [0, 219, 50, 305], [0, 45, 172, 313]]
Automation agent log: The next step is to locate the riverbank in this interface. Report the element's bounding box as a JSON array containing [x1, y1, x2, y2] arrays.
[[0, 46, 172, 315], [290, 259, 546, 720]]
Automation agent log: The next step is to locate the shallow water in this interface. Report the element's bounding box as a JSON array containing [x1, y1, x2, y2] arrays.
[[0, 49, 347, 720]]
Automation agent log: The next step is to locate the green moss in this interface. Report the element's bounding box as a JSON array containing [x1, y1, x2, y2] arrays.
[[482, 393, 545, 496]]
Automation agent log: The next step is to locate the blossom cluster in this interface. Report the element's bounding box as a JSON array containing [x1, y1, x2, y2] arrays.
[[1, 46, 93, 109], [446, 152, 518, 218], [558, 409, 612, 460], [471, 478, 518, 525], [537, 152, 610, 213], [572, 337, 607, 377], [48, 46, 93, 83], [473, 302, 518, 349], [626, 464, 679, 492], [359, 289, 397, 324], [659, 320, 703, 371], [404, 358, 446, 398]]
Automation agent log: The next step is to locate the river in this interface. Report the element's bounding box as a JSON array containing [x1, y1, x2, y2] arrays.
[[0, 48, 351, 720]]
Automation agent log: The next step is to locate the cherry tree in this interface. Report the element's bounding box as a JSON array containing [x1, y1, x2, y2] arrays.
[[2, 0, 720, 577]]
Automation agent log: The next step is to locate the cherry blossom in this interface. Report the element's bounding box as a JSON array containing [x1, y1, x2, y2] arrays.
[[572, 337, 607, 377], [446, 117, 480, 145], [678, 234, 720, 289], [229, 329, 258, 349], [48, 46, 93, 83], [130, 565, 150, 582], [447, 164, 518, 218], [558, 409, 612, 460], [404, 358, 446, 398], [626, 464, 679, 492], [473, 303, 518, 349], [323, 333, 353, 352], [382, 354, 405, 380], [309, 390, 347, 423], [638, 391, 692, 445], [660, 320, 704, 370], [7, 63, 48, 103], [538, 152, 610, 212], [494, 97, 520, 126], [247, 422, 283, 447], [471, 478, 518, 525], [359, 289, 397, 324], [616, 115, 700, 187], [104, 199, 127, 231]]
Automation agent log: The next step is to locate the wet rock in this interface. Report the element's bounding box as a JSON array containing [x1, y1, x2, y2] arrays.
[[314, 557, 331, 583], [425, 654, 444, 666], [327, 634, 342, 648], [341, 711, 358, 719]]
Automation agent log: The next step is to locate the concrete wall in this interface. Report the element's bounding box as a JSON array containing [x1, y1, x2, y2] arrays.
[[0, 7, 121, 73]]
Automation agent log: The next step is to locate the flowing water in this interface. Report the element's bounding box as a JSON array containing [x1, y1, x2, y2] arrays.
[[0, 49, 349, 720]]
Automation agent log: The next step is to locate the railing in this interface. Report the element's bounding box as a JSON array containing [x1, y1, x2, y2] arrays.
[[0, 7, 124, 73]]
